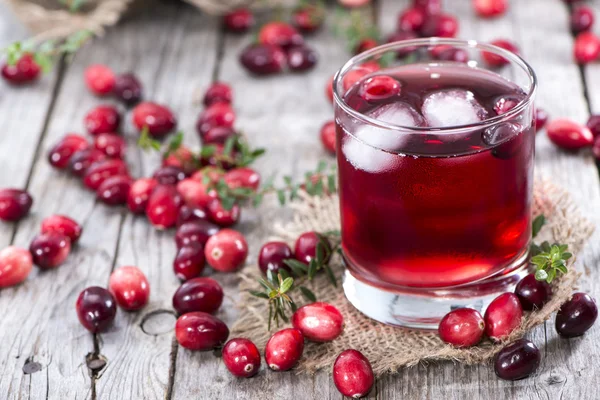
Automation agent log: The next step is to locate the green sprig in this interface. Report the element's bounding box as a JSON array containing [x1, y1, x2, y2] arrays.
[[529, 214, 572, 283]]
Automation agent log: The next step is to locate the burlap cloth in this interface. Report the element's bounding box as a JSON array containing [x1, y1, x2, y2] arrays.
[[231, 179, 595, 376]]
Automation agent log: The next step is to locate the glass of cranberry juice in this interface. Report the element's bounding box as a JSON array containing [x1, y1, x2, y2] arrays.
[[333, 39, 537, 329]]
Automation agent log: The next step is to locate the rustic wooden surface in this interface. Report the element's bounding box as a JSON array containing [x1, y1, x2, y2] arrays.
[[1, 0, 599, 399]]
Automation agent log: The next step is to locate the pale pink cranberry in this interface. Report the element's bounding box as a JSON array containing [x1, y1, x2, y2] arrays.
[[108, 266, 150, 311], [173, 244, 205, 280], [223, 8, 255, 33], [333, 349, 374, 398], [84, 105, 121, 136], [127, 178, 158, 214], [204, 229, 248, 272], [206, 198, 241, 227], [41, 215, 82, 243], [29, 232, 71, 269], [397, 7, 425, 33], [493, 95, 523, 115], [0, 246, 33, 288], [176, 179, 216, 209], [571, 6, 594, 34], [94, 133, 126, 159], [84, 64, 115, 96], [223, 167, 260, 191], [68, 148, 106, 177], [265, 328, 304, 371], [175, 220, 219, 249], [175, 312, 229, 351], [546, 118, 594, 150], [1, 54, 40, 84], [0, 189, 33, 222], [196, 102, 236, 136], [438, 308, 485, 347], [132, 102, 177, 138], [339, 0, 371, 7], [48, 134, 89, 169], [223, 338, 261, 378], [474, 0, 507, 18], [484, 293, 523, 341], [292, 302, 344, 342], [320, 121, 336, 155], [574, 32, 600, 64], [153, 165, 187, 185], [172, 276, 223, 315], [83, 159, 129, 190], [97, 175, 132, 206], [146, 185, 183, 229], [204, 82, 232, 107], [75, 286, 116, 333], [483, 39, 519, 67]]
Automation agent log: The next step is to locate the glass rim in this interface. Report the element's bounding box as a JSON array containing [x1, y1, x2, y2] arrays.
[[332, 38, 538, 135]]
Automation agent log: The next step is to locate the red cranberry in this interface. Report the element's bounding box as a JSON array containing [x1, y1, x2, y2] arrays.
[[153, 166, 186, 185], [556, 292, 598, 337], [93, 133, 126, 159], [48, 134, 89, 169], [41, 214, 82, 243], [474, 0, 507, 18], [83, 159, 129, 190], [0, 188, 33, 221], [420, 14, 459, 38], [574, 32, 600, 64], [163, 146, 197, 174], [240, 44, 287, 76], [292, 6, 324, 34], [201, 126, 237, 145], [84, 64, 115, 96], [223, 8, 254, 33], [177, 205, 207, 227], [175, 220, 219, 248], [172, 276, 223, 315], [258, 241, 293, 275], [294, 231, 328, 265], [571, 6, 594, 34], [97, 175, 132, 206], [292, 302, 344, 342], [132, 102, 177, 138], [484, 292, 523, 341], [359, 75, 401, 103], [223, 338, 261, 378], [29, 232, 71, 269], [205, 229, 247, 272], [325, 75, 334, 103], [75, 286, 117, 333], [173, 244, 206, 280], [127, 178, 158, 214], [413, 0, 441, 14], [438, 308, 485, 347], [354, 38, 378, 55], [206, 198, 241, 227], [177, 179, 216, 209], [430, 45, 469, 62], [224, 167, 260, 191], [0, 246, 33, 288], [494, 95, 523, 115], [320, 121, 336, 155], [264, 328, 304, 371], [259, 22, 303, 50], [199, 143, 238, 170], [112, 73, 143, 105], [535, 108, 549, 131], [146, 185, 183, 229], [386, 31, 419, 58], [68, 148, 106, 177], [1, 54, 40, 84], [191, 166, 225, 185], [175, 312, 229, 350], [546, 118, 594, 150], [494, 339, 540, 380], [108, 266, 150, 311], [84, 105, 121, 136], [398, 8, 425, 33], [483, 39, 519, 67], [333, 349, 374, 398], [586, 114, 600, 137], [196, 102, 236, 136], [514, 273, 552, 311], [204, 82, 232, 107], [288, 45, 319, 72]]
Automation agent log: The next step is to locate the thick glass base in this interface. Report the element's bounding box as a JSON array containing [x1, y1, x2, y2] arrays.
[[342, 251, 530, 330]]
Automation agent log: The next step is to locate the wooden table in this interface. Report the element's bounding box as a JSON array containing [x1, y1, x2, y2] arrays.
[[1, 0, 599, 398]]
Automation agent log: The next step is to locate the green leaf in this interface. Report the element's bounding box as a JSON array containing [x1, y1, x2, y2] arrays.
[[220, 196, 236, 211], [562, 252, 573, 260], [532, 214, 546, 238], [534, 269, 548, 281], [277, 189, 286, 206], [266, 270, 277, 286], [530, 243, 541, 257], [531, 255, 548, 265], [307, 259, 318, 280], [283, 176, 293, 186], [299, 286, 317, 302], [278, 269, 290, 280], [268, 289, 278, 298], [283, 259, 309, 276], [258, 277, 274, 291], [137, 127, 162, 151], [540, 241, 551, 253], [279, 277, 294, 294], [249, 290, 269, 299], [166, 132, 184, 153], [327, 174, 336, 193], [323, 265, 337, 287], [317, 160, 327, 172], [223, 135, 236, 156], [200, 145, 216, 158], [252, 193, 264, 207]]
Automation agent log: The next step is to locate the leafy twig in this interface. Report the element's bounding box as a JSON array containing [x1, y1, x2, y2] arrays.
[[284, 231, 341, 287], [529, 214, 572, 283]]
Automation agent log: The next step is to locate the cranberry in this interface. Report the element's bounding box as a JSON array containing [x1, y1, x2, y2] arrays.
[[177, 179, 216, 209], [0, 246, 33, 288], [294, 231, 328, 265], [223, 8, 254, 33], [287, 45, 318, 72], [84, 64, 115, 96], [204, 82, 232, 107], [173, 244, 206, 280], [191, 166, 225, 185], [112, 73, 143, 105], [83, 159, 129, 190], [146, 185, 183, 229], [132, 102, 177, 138], [494, 339, 540, 380], [84, 105, 121, 136], [259, 22, 303, 50], [483, 39, 519, 67], [354, 38, 378, 55], [76, 286, 117, 333], [258, 241, 293, 275], [68, 148, 106, 177], [292, 6, 324, 34], [175, 312, 229, 350], [265, 328, 304, 371], [325, 75, 334, 103], [93, 133, 126, 159], [29, 232, 71, 269], [413, 0, 441, 14], [420, 14, 459, 38], [41, 215, 82, 243], [153, 166, 186, 186], [592, 136, 600, 161], [97, 175, 132, 206], [201, 126, 237, 145], [546, 118, 594, 150], [586, 114, 600, 137], [108, 266, 150, 311], [571, 6, 594, 34], [205, 228, 247, 272], [224, 167, 260, 191], [574, 32, 600, 64], [397, 8, 425, 33], [163, 146, 197, 174], [535, 108, 549, 131], [48, 134, 89, 169], [332, 349, 374, 398], [494, 95, 523, 115], [359, 75, 401, 103], [127, 178, 158, 214], [292, 302, 344, 342], [430, 45, 469, 62], [206, 198, 241, 227], [177, 205, 207, 227], [514, 273, 552, 311], [1, 54, 40, 84], [320, 121, 336, 155], [484, 292, 523, 341], [240, 44, 287, 76], [438, 308, 485, 347], [474, 0, 507, 18], [0, 188, 33, 221], [175, 220, 219, 249], [223, 338, 261, 378], [386, 31, 419, 58], [199, 143, 239, 170], [196, 102, 236, 136], [172, 276, 223, 315], [555, 292, 598, 337]]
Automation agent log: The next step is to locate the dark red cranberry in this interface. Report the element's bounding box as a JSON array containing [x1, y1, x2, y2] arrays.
[[163, 146, 197, 174], [483, 39, 519, 67], [386, 31, 419, 58], [132, 102, 177, 138], [97, 175, 132, 206], [494, 339, 540, 381], [571, 6, 594, 34], [292, 302, 344, 342], [223, 338, 261, 378], [172, 277, 223, 315], [0, 188, 33, 221], [201, 126, 237, 145], [108, 266, 150, 311], [84, 64, 115, 96], [76, 286, 117, 333], [29, 232, 71, 269], [175, 312, 229, 350], [223, 8, 254, 33], [535, 108, 549, 131], [177, 179, 216, 210], [413, 0, 441, 14], [494, 95, 523, 115], [514, 273, 552, 311], [84, 105, 120, 136], [288, 45, 318, 72], [224, 167, 260, 191], [48, 134, 89, 169], [264, 328, 304, 371], [204, 82, 232, 107], [175, 220, 219, 249], [177, 205, 207, 227], [83, 159, 129, 190], [127, 178, 158, 214], [438, 308, 485, 347], [398, 7, 425, 33], [258, 22, 303, 50], [112, 73, 143, 105], [546, 118, 594, 150], [41, 214, 82, 243], [240, 44, 287, 76], [196, 102, 236, 136], [354, 38, 378, 55], [68, 148, 106, 177], [146, 184, 183, 229], [586, 114, 600, 137], [429, 45, 469, 62], [474, 0, 508, 18], [258, 241, 293, 275], [574, 32, 600, 64], [484, 293, 523, 341], [93, 133, 125, 159], [206, 198, 241, 227], [333, 349, 374, 398], [320, 121, 336, 155], [173, 244, 206, 280], [359, 75, 401, 103], [294, 231, 328, 265], [420, 13, 459, 38], [205, 228, 248, 272], [556, 292, 598, 337], [0, 246, 33, 288], [153, 166, 187, 185], [292, 5, 324, 34], [1, 54, 40, 84]]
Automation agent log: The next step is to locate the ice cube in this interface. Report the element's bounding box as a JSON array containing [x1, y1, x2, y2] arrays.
[[355, 102, 424, 150], [342, 137, 398, 173], [422, 89, 488, 128], [370, 102, 425, 127]]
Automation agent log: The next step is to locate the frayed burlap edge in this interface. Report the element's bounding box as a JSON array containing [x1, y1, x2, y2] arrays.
[[231, 179, 595, 376]]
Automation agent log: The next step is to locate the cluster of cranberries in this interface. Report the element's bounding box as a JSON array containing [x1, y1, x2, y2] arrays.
[[569, 4, 600, 64], [438, 273, 597, 380]]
